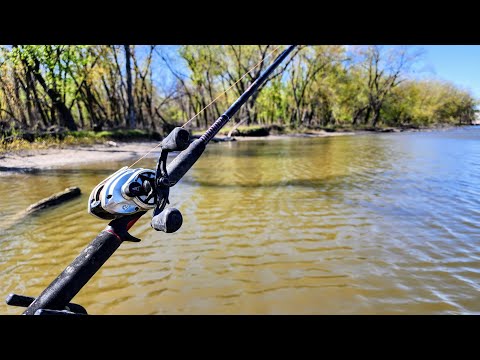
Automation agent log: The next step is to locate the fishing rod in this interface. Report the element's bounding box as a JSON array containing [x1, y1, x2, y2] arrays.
[[6, 45, 297, 315]]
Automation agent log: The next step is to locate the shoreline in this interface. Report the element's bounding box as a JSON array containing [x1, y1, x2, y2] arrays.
[[0, 142, 159, 172], [0, 125, 476, 171]]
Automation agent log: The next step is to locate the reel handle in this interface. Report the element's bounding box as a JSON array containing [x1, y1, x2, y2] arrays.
[[151, 207, 183, 233]]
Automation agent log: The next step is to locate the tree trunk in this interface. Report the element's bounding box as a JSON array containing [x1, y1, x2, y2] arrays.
[[25, 58, 77, 130], [17, 67, 35, 127], [0, 77, 17, 122], [372, 105, 381, 127], [124, 45, 135, 129], [28, 71, 49, 129], [364, 107, 372, 126], [55, 99, 77, 130], [12, 69, 28, 127], [76, 101, 84, 128], [352, 106, 367, 127]]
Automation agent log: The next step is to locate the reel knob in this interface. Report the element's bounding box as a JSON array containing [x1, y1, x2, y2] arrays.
[[151, 208, 183, 233]]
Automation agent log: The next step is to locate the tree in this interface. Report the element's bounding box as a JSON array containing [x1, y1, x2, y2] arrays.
[[13, 45, 78, 130], [0, 45, 477, 136], [124, 45, 136, 129], [348, 45, 423, 127], [287, 45, 345, 127]]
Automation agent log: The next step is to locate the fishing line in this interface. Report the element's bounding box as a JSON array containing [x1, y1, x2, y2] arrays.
[[128, 45, 283, 168]]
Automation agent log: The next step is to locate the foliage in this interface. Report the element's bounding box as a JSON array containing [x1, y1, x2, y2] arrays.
[[0, 45, 477, 139]]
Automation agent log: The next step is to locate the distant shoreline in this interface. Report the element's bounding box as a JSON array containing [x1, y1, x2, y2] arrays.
[[0, 125, 477, 172], [215, 123, 478, 141]]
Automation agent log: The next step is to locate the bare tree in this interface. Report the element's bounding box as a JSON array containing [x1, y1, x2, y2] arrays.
[[288, 45, 345, 127], [354, 45, 423, 127], [124, 45, 136, 128]]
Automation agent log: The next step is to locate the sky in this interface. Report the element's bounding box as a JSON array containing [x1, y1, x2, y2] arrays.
[[422, 45, 480, 100]]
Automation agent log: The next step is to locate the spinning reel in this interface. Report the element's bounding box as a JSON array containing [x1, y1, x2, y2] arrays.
[[88, 127, 190, 233]]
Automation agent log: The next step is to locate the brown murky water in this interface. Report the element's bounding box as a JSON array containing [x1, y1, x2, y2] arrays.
[[1, 127, 480, 314]]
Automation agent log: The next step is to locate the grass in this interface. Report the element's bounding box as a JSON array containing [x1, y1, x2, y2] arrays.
[[1, 135, 92, 153]]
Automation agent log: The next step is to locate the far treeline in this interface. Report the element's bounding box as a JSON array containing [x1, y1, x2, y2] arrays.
[[0, 45, 478, 139]]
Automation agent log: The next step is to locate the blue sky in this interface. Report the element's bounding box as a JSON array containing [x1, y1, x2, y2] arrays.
[[422, 45, 480, 100]]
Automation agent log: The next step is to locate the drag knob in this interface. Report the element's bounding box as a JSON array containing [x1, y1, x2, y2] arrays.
[[151, 208, 183, 233]]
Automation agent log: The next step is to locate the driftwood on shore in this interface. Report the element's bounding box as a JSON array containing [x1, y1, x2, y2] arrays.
[[23, 187, 81, 215]]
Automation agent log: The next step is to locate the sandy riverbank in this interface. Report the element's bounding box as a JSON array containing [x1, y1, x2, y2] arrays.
[[0, 142, 159, 171], [0, 131, 355, 171]]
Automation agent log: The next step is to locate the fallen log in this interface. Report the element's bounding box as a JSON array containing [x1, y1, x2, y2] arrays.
[[0, 187, 81, 231], [24, 187, 81, 215]]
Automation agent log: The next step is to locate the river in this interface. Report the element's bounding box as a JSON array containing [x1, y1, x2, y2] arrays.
[[1, 127, 479, 314]]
